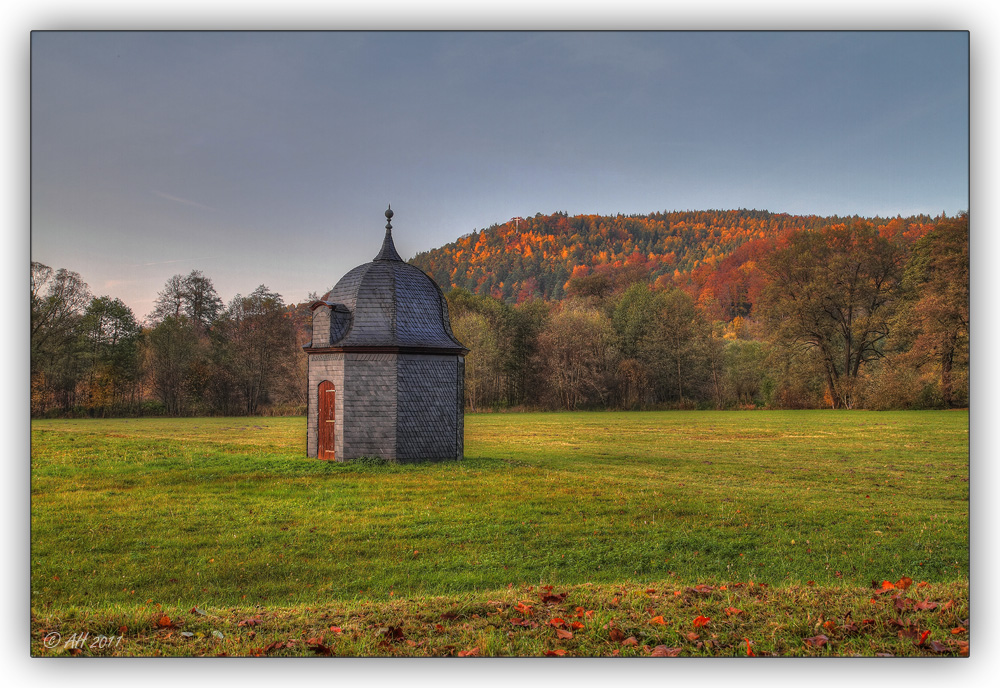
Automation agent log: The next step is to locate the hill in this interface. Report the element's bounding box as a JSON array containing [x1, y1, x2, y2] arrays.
[[409, 209, 938, 309]]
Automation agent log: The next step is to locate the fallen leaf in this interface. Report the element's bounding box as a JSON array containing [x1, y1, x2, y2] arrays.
[[434, 624, 445, 632], [914, 600, 938, 611], [457, 647, 480, 657], [650, 615, 667, 625], [651, 645, 682, 657], [155, 615, 175, 629], [513, 602, 533, 616], [803, 634, 828, 648], [916, 630, 931, 647], [571, 621, 584, 630], [544, 649, 566, 656], [745, 638, 755, 657], [330, 626, 343, 634], [951, 627, 967, 635], [724, 607, 743, 616], [237, 617, 262, 627], [609, 628, 625, 642], [955, 640, 969, 656], [685, 632, 700, 641], [622, 636, 639, 647], [555, 629, 573, 640], [941, 599, 955, 611], [548, 617, 566, 628], [927, 641, 948, 654], [693, 615, 711, 628], [822, 620, 837, 632], [896, 576, 914, 590]]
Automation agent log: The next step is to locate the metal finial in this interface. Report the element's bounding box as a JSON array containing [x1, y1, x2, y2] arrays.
[[385, 204, 393, 230]]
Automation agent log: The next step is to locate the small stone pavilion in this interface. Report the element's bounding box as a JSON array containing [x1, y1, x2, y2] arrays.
[[304, 207, 468, 461]]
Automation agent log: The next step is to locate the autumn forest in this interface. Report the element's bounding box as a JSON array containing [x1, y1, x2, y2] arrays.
[[31, 209, 969, 417]]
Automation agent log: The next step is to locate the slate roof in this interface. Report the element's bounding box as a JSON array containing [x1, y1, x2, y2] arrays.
[[317, 227, 467, 351]]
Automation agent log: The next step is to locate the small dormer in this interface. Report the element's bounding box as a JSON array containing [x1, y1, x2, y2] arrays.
[[309, 301, 351, 348]]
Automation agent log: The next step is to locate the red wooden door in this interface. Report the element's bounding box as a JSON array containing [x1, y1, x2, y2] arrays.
[[318, 380, 336, 460]]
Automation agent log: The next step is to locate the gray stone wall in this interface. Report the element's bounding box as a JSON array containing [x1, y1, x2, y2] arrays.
[[312, 307, 331, 347], [397, 354, 461, 461], [306, 353, 345, 458], [342, 352, 398, 460]]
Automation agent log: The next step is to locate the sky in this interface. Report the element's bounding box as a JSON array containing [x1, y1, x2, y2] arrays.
[[30, 30, 969, 321]]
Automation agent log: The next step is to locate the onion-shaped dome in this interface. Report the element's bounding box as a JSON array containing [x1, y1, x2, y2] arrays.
[[309, 208, 467, 352]]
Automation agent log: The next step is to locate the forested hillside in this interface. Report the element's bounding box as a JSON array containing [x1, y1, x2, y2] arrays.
[[431, 211, 967, 412], [410, 210, 939, 306]]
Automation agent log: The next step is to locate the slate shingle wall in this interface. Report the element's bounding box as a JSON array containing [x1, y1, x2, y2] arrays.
[[342, 352, 398, 460], [306, 353, 345, 458], [397, 354, 461, 461]]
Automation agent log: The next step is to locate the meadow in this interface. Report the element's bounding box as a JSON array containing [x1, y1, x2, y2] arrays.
[[30, 411, 969, 657]]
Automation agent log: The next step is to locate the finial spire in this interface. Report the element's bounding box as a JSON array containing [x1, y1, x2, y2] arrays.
[[374, 204, 403, 261]]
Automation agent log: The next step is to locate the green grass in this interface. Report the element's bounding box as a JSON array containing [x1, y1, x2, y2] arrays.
[[30, 411, 969, 656]]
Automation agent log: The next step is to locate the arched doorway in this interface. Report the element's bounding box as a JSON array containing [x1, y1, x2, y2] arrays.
[[318, 380, 336, 460]]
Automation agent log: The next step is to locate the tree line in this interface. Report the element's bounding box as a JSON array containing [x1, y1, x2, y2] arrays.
[[30, 212, 967, 416], [30, 267, 307, 417], [447, 215, 968, 411]]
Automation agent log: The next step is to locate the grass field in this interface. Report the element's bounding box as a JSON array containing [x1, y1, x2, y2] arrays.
[[30, 410, 969, 657]]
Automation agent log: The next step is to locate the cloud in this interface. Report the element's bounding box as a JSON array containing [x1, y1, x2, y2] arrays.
[[152, 190, 216, 211]]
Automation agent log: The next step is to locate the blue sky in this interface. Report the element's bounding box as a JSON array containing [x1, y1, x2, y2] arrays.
[[30, 31, 969, 319]]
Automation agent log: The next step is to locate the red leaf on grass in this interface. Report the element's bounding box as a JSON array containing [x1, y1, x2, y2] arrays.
[[724, 607, 743, 616], [307, 639, 333, 656], [330, 626, 343, 634], [622, 636, 639, 647], [555, 629, 573, 640], [544, 649, 566, 657], [651, 645, 682, 657], [803, 635, 829, 648], [951, 627, 967, 634], [685, 632, 700, 641], [955, 640, 969, 656], [693, 615, 711, 628], [927, 641, 948, 654], [914, 600, 938, 611], [457, 647, 480, 657], [548, 617, 566, 628], [237, 617, 262, 627], [570, 621, 584, 630], [650, 615, 667, 625], [896, 576, 914, 590], [941, 599, 955, 611], [434, 624, 445, 632], [609, 628, 625, 642], [916, 630, 931, 647], [514, 602, 533, 616], [745, 638, 756, 657], [155, 614, 175, 628]]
